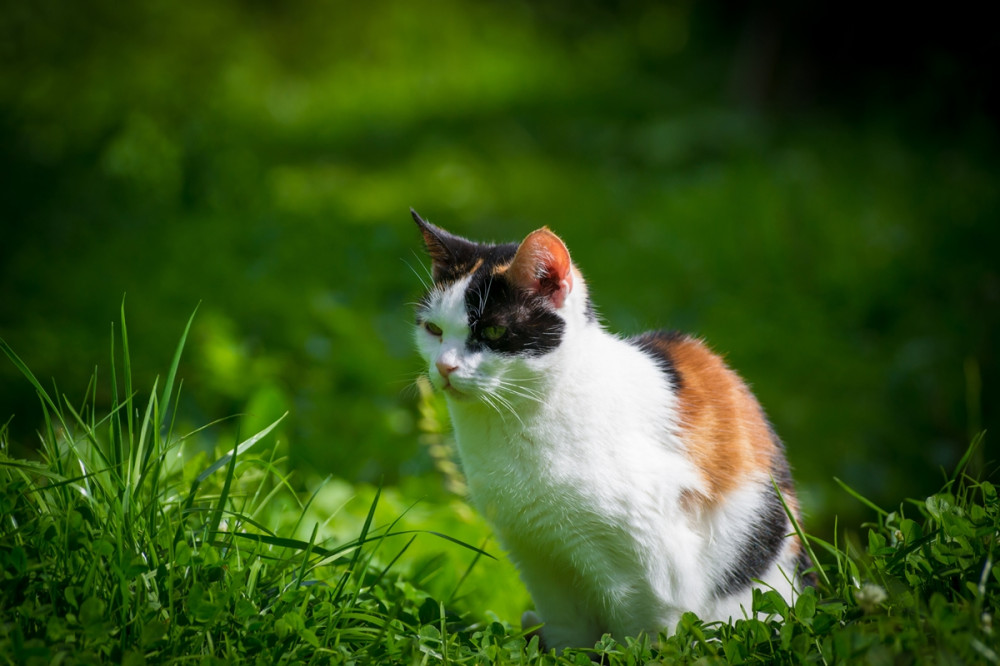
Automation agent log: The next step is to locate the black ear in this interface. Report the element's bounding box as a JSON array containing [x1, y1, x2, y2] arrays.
[[411, 208, 479, 282]]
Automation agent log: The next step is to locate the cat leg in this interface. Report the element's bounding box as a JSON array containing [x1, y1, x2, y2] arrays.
[[536, 616, 602, 653], [517, 570, 604, 651], [520, 610, 545, 649], [603, 584, 686, 644]]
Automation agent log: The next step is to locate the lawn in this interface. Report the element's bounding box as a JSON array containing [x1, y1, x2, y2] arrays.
[[2, 316, 997, 664]]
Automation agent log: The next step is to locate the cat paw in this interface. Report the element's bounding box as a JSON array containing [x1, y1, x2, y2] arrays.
[[521, 610, 546, 649]]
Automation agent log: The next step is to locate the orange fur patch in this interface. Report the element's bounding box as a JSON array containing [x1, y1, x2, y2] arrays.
[[660, 335, 780, 505], [466, 257, 484, 275]]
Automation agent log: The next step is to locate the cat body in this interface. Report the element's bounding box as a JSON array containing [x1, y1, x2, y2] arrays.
[[411, 211, 809, 650]]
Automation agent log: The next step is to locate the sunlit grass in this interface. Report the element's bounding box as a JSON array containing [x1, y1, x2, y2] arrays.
[[1, 308, 997, 664], [0, 307, 505, 663]]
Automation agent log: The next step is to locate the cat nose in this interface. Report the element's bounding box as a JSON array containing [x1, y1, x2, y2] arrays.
[[435, 359, 458, 378]]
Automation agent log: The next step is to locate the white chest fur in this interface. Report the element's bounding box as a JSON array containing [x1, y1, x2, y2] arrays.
[[445, 326, 719, 647]]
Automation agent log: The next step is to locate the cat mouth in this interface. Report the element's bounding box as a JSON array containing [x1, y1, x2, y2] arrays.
[[442, 379, 468, 399]]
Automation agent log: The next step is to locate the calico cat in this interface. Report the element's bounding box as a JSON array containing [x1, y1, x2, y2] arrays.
[[411, 210, 812, 650]]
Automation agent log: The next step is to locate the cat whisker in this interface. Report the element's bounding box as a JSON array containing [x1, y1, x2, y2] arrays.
[[498, 387, 543, 406], [481, 274, 495, 315], [485, 391, 527, 429], [494, 382, 544, 405], [496, 375, 543, 390], [394, 371, 436, 399], [403, 252, 434, 289], [494, 377, 544, 398], [467, 378, 524, 428], [392, 368, 421, 381], [478, 393, 508, 423], [399, 383, 421, 399]]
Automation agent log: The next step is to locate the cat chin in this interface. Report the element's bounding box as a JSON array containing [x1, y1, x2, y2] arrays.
[[443, 385, 465, 399], [440, 383, 473, 401]]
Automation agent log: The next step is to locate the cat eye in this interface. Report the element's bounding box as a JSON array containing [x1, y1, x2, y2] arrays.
[[424, 321, 443, 337], [482, 325, 507, 341]]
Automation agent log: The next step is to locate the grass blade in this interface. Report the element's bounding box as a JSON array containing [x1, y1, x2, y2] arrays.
[[110, 320, 123, 482], [772, 477, 830, 588], [207, 426, 241, 541], [833, 477, 889, 517], [447, 537, 490, 605], [951, 431, 986, 482], [223, 531, 334, 557], [183, 506, 279, 537], [196, 412, 287, 484], [120, 297, 135, 478], [331, 484, 382, 608], [160, 303, 199, 430], [295, 523, 320, 589], [0, 337, 66, 432], [133, 381, 161, 498]]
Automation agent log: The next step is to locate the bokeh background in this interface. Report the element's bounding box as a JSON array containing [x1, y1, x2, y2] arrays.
[[2, 0, 997, 615]]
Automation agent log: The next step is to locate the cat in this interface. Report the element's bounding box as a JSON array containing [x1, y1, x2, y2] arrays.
[[410, 209, 812, 651]]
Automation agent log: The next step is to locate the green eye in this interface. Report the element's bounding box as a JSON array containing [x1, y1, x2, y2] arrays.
[[482, 325, 507, 341], [425, 321, 443, 336]]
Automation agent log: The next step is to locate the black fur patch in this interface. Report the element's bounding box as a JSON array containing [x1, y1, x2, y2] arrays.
[[628, 330, 686, 390], [768, 426, 796, 495], [712, 479, 789, 598], [414, 215, 587, 357], [413, 210, 480, 284], [464, 269, 565, 356]]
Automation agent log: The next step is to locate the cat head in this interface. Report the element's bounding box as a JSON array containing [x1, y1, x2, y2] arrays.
[[411, 209, 593, 405]]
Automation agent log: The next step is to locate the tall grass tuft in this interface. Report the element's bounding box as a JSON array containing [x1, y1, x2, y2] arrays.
[[0, 308, 491, 664]]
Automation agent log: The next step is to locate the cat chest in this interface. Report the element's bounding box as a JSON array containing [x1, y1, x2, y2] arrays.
[[470, 466, 635, 578], [459, 427, 676, 549]]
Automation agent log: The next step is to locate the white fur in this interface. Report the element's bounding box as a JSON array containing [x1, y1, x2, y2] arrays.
[[415, 272, 801, 650]]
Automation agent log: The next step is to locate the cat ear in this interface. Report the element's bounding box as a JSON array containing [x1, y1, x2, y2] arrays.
[[411, 208, 478, 282], [507, 227, 574, 309]]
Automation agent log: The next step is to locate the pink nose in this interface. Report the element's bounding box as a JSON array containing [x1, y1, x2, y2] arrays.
[[436, 360, 458, 378]]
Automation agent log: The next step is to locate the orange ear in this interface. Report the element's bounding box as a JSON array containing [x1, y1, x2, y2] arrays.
[[507, 227, 573, 308]]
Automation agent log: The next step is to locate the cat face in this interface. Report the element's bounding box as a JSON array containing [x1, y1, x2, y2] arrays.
[[412, 210, 584, 405]]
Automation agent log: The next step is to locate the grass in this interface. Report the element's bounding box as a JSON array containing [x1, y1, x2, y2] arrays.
[[1, 311, 997, 664]]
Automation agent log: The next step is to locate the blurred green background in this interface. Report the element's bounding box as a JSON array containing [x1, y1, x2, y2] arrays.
[[1, 0, 997, 609]]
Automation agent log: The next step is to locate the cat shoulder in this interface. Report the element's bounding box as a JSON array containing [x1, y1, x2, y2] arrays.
[[629, 329, 784, 504]]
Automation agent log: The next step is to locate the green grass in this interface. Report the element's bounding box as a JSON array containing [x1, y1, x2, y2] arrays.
[[2, 313, 997, 664]]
